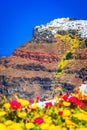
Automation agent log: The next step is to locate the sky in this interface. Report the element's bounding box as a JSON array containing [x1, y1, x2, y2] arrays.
[[0, 0, 87, 57]]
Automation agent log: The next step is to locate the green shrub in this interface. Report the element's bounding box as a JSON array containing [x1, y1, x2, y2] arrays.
[[57, 68, 62, 73], [66, 52, 72, 60]]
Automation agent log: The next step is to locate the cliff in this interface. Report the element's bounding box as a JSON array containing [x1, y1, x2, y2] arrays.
[[0, 18, 87, 100]]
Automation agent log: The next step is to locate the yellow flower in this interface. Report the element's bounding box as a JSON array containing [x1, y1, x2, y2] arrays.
[[56, 125, 62, 130], [32, 103, 39, 109], [3, 103, 10, 109], [65, 119, 78, 127], [0, 111, 6, 116], [0, 123, 6, 130], [63, 101, 71, 106], [17, 99, 29, 107], [69, 129, 75, 130], [4, 120, 13, 126], [71, 109, 75, 113], [76, 128, 87, 130], [25, 123, 34, 129], [40, 123, 50, 130], [17, 111, 27, 118], [73, 113, 87, 121], [49, 124, 56, 130], [62, 128, 67, 130], [44, 117, 52, 124], [63, 109, 71, 117], [79, 108, 87, 115], [7, 123, 23, 130]]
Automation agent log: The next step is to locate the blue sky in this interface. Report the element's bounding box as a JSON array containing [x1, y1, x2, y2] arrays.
[[0, 0, 87, 57]]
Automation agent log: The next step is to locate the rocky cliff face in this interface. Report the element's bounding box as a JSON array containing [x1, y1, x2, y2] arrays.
[[0, 18, 87, 100]]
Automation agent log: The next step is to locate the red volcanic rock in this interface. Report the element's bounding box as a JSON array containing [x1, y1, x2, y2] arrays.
[[13, 49, 59, 63]]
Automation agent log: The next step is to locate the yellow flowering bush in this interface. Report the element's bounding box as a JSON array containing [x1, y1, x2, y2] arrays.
[[55, 34, 81, 78]]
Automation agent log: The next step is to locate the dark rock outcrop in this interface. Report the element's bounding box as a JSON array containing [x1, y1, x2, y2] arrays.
[[14, 64, 57, 72], [77, 67, 87, 81]]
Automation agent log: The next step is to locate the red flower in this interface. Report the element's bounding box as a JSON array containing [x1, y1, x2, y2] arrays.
[[10, 100, 21, 110], [62, 95, 69, 101], [45, 102, 53, 108], [29, 99, 33, 104], [31, 108, 36, 111], [58, 111, 63, 115], [77, 100, 86, 108], [35, 96, 40, 102], [68, 96, 86, 107], [68, 96, 78, 104], [34, 117, 44, 124]]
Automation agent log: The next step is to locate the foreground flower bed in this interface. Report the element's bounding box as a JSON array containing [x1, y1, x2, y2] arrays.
[[0, 94, 87, 130]]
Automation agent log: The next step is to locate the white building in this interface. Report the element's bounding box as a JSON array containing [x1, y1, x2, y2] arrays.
[[79, 83, 87, 95]]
